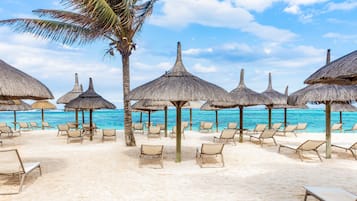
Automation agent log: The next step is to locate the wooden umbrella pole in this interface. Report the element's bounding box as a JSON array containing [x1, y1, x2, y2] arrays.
[[82, 110, 85, 123], [75, 109, 79, 129], [340, 111, 342, 125], [148, 111, 151, 128], [13, 111, 17, 130], [215, 110, 218, 132], [189, 108, 192, 131], [139, 112, 142, 123], [164, 106, 168, 137], [174, 101, 187, 162], [89, 109, 93, 141], [41, 109, 44, 130], [239, 106, 244, 143], [284, 108, 287, 128], [326, 102, 331, 159], [268, 107, 272, 129]]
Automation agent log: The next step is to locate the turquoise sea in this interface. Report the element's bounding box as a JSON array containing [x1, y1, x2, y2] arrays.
[[1, 108, 357, 133]]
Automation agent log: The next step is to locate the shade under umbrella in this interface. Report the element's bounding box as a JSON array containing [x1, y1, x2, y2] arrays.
[[200, 101, 220, 132], [0, 100, 31, 130], [261, 72, 286, 129], [0, 59, 53, 100], [31, 100, 56, 129], [288, 83, 357, 158], [331, 103, 357, 125], [57, 73, 83, 128], [130, 42, 232, 162], [66, 77, 116, 140]]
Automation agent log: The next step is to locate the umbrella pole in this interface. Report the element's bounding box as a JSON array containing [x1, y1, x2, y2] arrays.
[[268, 107, 272, 129], [89, 109, 93, 141], [326, 102, 331, 159], [340, 111, 342, 125], [239, 106, 244, 143], [174, 101, 187, 162], [284, 108, 287, 128], [215, 110, 218, 132], [139, 112, 143, 123], [82, 110, 85, 124], [75, 109, 79, 129], [190, 108, 192, 131], [41, 109, 44, 130], [148, 111, 151, 128], [13, 111, 17, 130], [164, 106, 168, 137]]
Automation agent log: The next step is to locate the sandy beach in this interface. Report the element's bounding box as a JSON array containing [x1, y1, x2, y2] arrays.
[[0, 129, 356, 201]]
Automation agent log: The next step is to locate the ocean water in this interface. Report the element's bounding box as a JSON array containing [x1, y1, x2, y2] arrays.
[[1, 108, 357, 133]]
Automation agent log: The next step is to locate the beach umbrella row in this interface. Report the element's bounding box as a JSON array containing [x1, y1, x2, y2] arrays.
[[31, 100, 56, 129], [0, 100, 31, 130]]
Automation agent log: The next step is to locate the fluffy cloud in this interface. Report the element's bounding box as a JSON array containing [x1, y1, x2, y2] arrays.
[[327, 0, 357, 11], [192, 63, 217, 73], [233, 0, 278, 12]]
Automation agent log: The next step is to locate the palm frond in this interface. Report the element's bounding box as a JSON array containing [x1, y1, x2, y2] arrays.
[[33, 9, 92, 27], [131, 0, 156, 37], [0, 18, 101, 45]]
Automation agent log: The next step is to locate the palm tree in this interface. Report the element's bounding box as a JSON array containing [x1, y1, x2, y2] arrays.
[[0, 0, 157, 146]]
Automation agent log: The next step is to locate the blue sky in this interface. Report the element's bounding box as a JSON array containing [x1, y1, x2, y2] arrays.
[[0, 0, 357, 108]]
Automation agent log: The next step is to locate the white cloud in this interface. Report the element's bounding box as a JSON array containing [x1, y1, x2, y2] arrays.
[[233, 0, 278, 12], [221, 43, 254, 53], [283, 0, 327, 16], [192, 63, 217, 73], [150, 0, 296, 43], [284, 4, 301, 14], [183, 48, 213, 56], [323, 32, 357, 41], [327, 0, 357, 11]]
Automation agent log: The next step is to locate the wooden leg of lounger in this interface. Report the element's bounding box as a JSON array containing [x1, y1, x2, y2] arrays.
[[272, 137, 277, 145], [278, 145, 281, 153], [18, 174, 26, 193], [315, 150, 323, 162], [350, 149, 357, 160], [303, 190, 308, 201], [221, 154, 225, 167], [298, 150, 304, 161]]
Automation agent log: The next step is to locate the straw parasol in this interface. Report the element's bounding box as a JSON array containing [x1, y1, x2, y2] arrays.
[[0, 100, 31, 130], [213, 69, 271, 143], [182, 101, 203, 131], [0, 59, 53, 100], [66, 78, 116, 140], [305, 49, 357, 85], [31, 100, 56, 129], [131, 100, 164, 132], [331, 103, 357, 125], [261, 73, 286, 129], [57, 73, 83, 127], [200, 101, 220, 132], [130, 42, 232, 162]]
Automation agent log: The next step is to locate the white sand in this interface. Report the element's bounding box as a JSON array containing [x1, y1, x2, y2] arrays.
[[0, 129, 357, 201]]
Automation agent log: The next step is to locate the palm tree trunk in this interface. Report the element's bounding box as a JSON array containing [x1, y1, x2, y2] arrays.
[[122, 54, 136, 146]]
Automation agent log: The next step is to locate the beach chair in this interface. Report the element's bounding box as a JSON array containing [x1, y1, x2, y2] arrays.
[[332, 142, 357, 160], [226, 122, 238, 129], [19, 122, 30, 132], [66, 122, 77, 130], [0, 149, 42, 194], [245, 124, 267, 135], [67, 130, 83, 144], [156, 123, 165, 133], [277, 125, 297, 136], [344, 123, 357, 132], [42, 121, 53, 129], [0, 126, 21, 137], [331, 123, 342, 132], [145, 121, 153, 128], [82, 123, 97, 135], [213, 129, 237, 145], [0, 122, 8, 127], [57, 124, 69, 136], [296, 123, 307, 131], [139, 144, 164, 168], [272, 122, 282, 130], [29, 122, 40, 129], [278, 140, 326, 161], [182, 121, 189, 129], [199, 122, 213, 133], [303, 186, 357, 201], [249, 129, 277, 147], [147, 126, 161, 139], [102, 129, 116, 142], [170, 125, 185, 139], [132, 123, 144, 134], [196, 143, 225, 168]]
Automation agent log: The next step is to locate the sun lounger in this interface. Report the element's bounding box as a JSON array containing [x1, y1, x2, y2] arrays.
[[102, 129, 116, 142], [29, 122, 40, 129], [303, 186, 357, 201], [331, 123, 342, 132], [170, 125, 185, 139], [19, 122, 30, 132], [132, 123, 144, 134], [213, 129, 236, 145], [249, 129, 277, 147], [272, 123, 282, 130], [0, 126, 21, 137], [147, 126, 161, 139], [344, 123, 357, 132], [226, 122, 238, 129], [66, 122, 78, 129], [42, 121, 53, 129], [296, 123, 308, 131], [0, 122, 8, 127], [67, 130, 83, 144], [277, 125, 297, 136], [139, 144, 164, 168], [57, 124, 69, 136], [332, 142, 357, 160], [199, 121, 213, 133], [0, 149, 42, 194], [182, 121, 189, 129], [196, 143, 225, 168], [156, 123, 165, 133], [245, 124, 267, 135], [278, 140, 326, 161]]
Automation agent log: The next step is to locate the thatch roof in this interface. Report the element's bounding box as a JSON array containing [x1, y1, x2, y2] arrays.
[[129, 42, 231, 103], [0, 100, 31, 111], [65, 78, 116, 110], [288, 84, 357, 105], [0, 59, 54, 100], [31, 100, 56, 110], [331, 103, 357, 112], [131, 100, 164, 112], [305, 49, 357, 85], [57, 73, 83, 104], [271, 86, 307, 109], [261, 73, 286, 105], [200, 101, 220, 111], [0, 99, 15, 105], [182, 101, 203, 109]]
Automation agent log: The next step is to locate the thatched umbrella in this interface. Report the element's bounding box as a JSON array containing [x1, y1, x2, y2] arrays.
[[0, 99, 16, 105], [270, 86, 308, 128], [131, 100, 164, 132], [0, 59, 53, 100], [130, 42, 232, 162], [288, 84, 357, 158], [331, 103, 357, 125], [57, 73, 83, 128], [261, 73, 286, 129], [31, 100, 56, 129], [66, 78, 116, 140], [213, 69, 271, 143], [305, 49, 357, 85], [0, 100, 31, 130], [182, 101, 203, 131], [200, 101, 220, 132]]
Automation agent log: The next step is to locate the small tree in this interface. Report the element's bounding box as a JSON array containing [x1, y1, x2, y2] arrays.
[[0, 0, 157, 146]]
